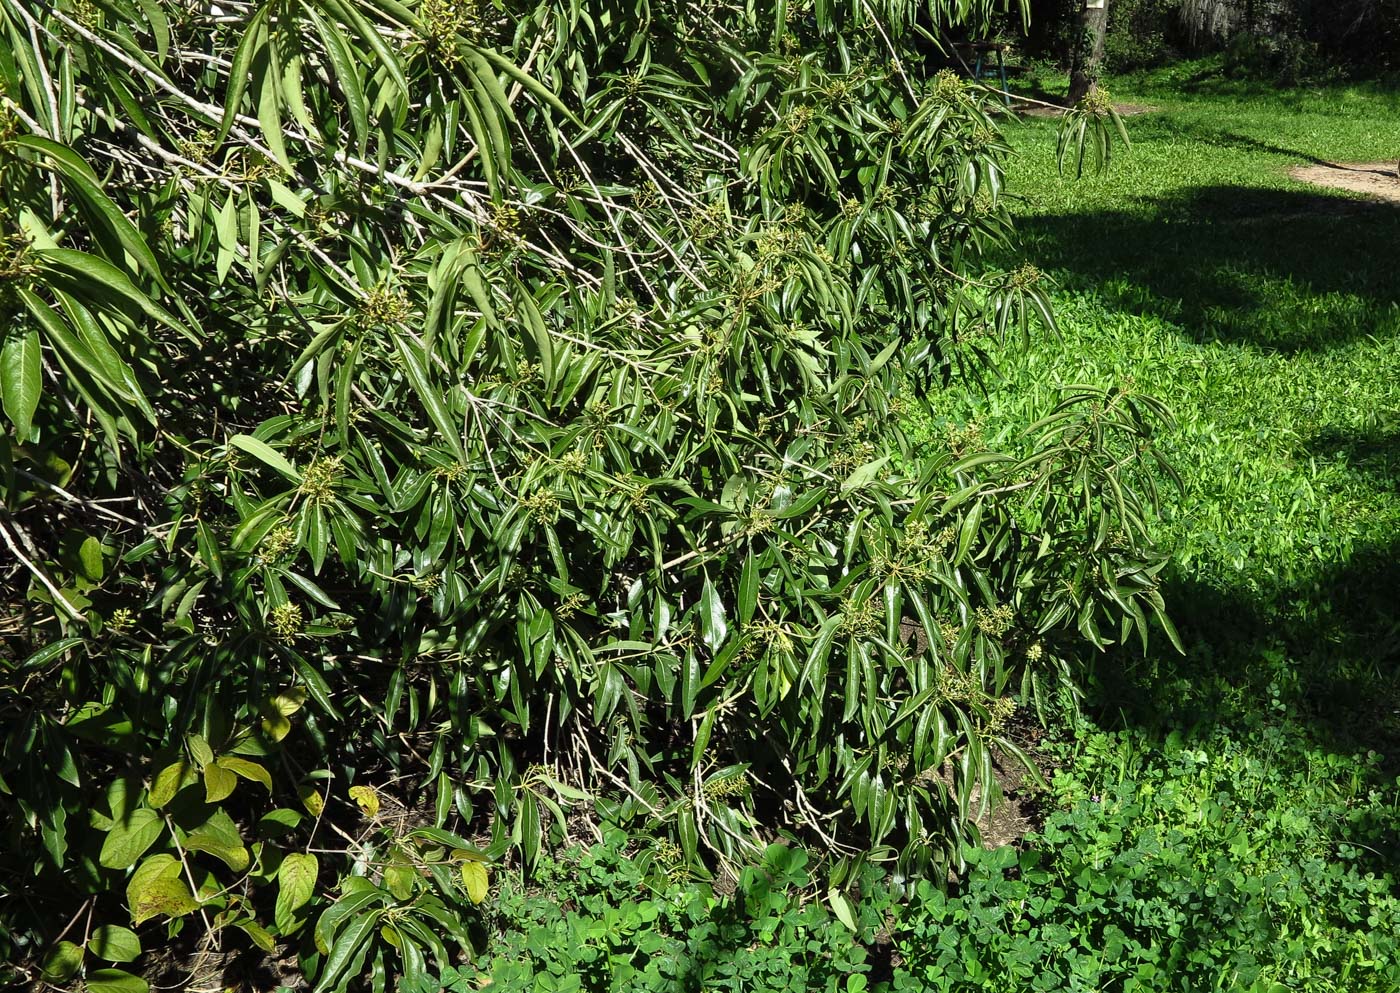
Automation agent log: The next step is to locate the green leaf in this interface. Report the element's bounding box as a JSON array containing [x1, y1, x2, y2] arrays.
[[218, 756, 273, 791], [218, 8, 270, 146], [698, 577, 728, 652], [99, 808, 165, 869], [314, 907, 379, 993], [308, 8, 369, 155], [827, 888, 857, 931], [35, 250, 187, 337], [23, 637, 85, 671], [738, 556, 760, 625], [230, 434, 300, 482], [41, 941, 84, 982], [88, 925, 142, 963], [256, 55, 291, 172], [0, 328, 42, 438], [385, 863, 416, 901], [459, 861, 489, 905], [127, 855, 199, 924], [187, 733, 214, 767], [86, 968, 149, 993], [9, 135, 166, 286], [266, 178, 306, 217], [77, 535, 105, 582], [276, 852, 319, 933], [235, 918, 277, 951], [203, 761, 238, 803], [391, 333, 466, 463], [840, 456, 891, 496], [183, 808, 249, 871]]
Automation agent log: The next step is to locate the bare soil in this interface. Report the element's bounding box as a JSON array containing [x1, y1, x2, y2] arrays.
[[1289, 161, 1400, 204]]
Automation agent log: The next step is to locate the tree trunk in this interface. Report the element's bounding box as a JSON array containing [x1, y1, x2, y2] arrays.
[[1068, 0, 1110, 105]]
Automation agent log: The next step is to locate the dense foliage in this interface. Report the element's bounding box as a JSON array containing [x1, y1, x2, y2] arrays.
[[1, 0, 1172, 986]]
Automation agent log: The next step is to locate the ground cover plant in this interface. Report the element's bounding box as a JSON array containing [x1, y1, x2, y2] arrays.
[[0, 0, 1162, 989], [439, 720, 1400, 992]]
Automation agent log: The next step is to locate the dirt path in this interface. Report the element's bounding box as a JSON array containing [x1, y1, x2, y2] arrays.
[[1289, 161, 1400, 203]]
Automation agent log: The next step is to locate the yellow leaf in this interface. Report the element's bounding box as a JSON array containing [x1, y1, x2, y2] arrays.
[[127, 855, 198, 925], [297, 785, 324, 817], [459, 860, 489, 905], [203, 762, 237, 804], [149, 760, 194, 808], [271, 687, 308, 716], [348, 784, 380, 817], [261, 711, 292, 742], [186, 733, 214, 768], [217, 756, 273, 791]]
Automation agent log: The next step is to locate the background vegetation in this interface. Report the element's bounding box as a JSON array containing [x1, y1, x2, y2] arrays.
[[1, 0, 1396, 986], [1018, 0, 1400, 75]]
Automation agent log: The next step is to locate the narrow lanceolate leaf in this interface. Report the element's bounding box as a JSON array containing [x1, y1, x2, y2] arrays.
[[698, 577, 728, 652], [314, 909, 379, 993], [0, 328, 42, 437], [34, 250, 190, 339], [828, 888, 858, 932], [840, 456, 891, 495], [229, 434, 300, 482], [307, 7, 369, 155], [9, 135, 166, 286], [392, 333, 466, 462], [218, 6, 271, 146]]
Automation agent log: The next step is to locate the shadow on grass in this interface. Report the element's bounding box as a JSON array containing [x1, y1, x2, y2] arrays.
[[1080, 531, 1400, 893], [1308, 423, 1400, 494], [1020, 184, 1400, 352]]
